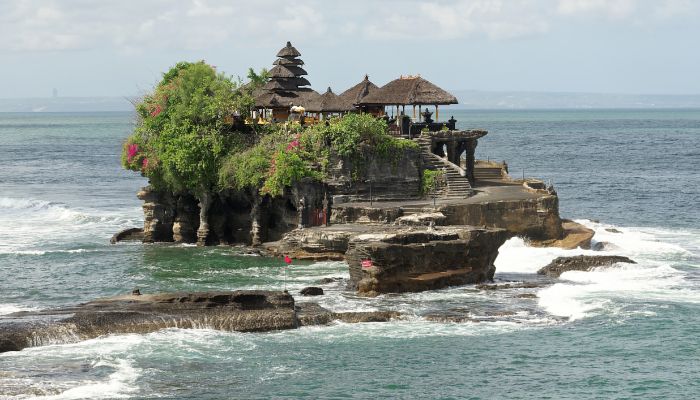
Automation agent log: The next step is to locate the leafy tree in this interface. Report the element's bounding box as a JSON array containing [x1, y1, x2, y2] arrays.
[[122, 61, 244, 243]]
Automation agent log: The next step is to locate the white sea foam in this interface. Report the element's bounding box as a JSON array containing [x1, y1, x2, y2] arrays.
[[0, 303, 38, 315], [33, 359, 140, 400], [0, 196, 141, 255], [512, 220, 700, 321]]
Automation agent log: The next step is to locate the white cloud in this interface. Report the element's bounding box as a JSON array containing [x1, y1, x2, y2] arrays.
[[557, 0, 636, 18], [0, 0, 696, 52]]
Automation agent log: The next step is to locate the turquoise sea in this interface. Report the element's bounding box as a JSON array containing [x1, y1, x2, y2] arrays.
[[0, 109, 699, 399]]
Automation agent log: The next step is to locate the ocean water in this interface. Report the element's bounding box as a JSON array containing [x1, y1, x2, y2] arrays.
[[0, 109, 698, 399]]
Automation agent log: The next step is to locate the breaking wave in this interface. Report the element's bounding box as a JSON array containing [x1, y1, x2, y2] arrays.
[[495, 220, 698, 321]]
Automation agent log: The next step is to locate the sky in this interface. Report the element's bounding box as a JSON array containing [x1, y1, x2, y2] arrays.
[[1, 0, 699, 98]]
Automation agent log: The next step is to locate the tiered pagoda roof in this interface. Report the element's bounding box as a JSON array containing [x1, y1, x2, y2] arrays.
[[255, 41, 320, 109]]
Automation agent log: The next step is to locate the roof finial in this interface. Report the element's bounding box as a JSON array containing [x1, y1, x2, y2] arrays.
[[286, 41, 292, 47], [327, 86, 333, 93], [364, 74, 369, 81]]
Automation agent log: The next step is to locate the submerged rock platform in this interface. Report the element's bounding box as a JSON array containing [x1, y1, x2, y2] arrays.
[[0, 290, 398, 353]]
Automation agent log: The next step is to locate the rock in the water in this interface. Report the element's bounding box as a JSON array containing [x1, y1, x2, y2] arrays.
[[110, 227, 144, 244], [295, 302, 400, 326], [529, 220, 594, 250], [515, 293, 537, 299], [318, 277, 343, 284], [537, 255, 636, 278], [476, 282, 545, 290], [592, 241, 616, 251], [300, 287, 324, 296], [345, 226, 508, 295], [605, 228, 622, 234], [0, 290, 297, 353], [0, 290, 403, 353]]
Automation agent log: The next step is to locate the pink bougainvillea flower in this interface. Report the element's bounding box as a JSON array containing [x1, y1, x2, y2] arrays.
[[127, 144, 138, 162], [150, 105, 162, 117], [286, 139, 300, 151], [142, 158, 149, 170]]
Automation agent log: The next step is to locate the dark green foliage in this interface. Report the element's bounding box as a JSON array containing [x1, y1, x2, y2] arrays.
[[122, 61, 244, 195], [421, 169, 444, 195], [123, 64, 417, 198]]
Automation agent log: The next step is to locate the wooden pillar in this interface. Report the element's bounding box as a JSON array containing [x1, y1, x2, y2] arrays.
[[435, 105, 439, 122], [419, 105, 422, 121]]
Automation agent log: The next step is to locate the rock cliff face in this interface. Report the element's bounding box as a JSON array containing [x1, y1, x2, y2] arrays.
[[438, 195, 563, 240], [135, 145, 424, 246], [136, 180, 329, 246], [138, 187, 176, 242], [0, 291, 398, 353], [327, 145, 422, 202], [344, 226, 509, 296], [329, 195, 563, 241]]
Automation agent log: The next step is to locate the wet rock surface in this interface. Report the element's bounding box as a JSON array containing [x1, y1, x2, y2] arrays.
[[537, 255, 637, 278], [529, 220, 595, 250], [110, 227, 144, 244], [345, 226, 509, 296], [296, 303, 400, 326], [0, 291, 398, 353], [300, 287, 324, 296], [476, 282, 547, 290]]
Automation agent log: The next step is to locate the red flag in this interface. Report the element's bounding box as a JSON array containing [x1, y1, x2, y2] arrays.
[[361, 259, 373, 269], [284, 255, 292, 264]]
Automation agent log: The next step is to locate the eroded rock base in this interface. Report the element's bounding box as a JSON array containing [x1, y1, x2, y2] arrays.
[[0, 291, 398, 353]]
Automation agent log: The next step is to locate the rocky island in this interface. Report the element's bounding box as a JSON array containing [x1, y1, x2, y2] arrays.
[[0, 42, 611, 354], [114, 42, 586, 298]]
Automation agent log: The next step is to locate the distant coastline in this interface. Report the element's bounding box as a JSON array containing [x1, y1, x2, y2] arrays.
[[2, 91, 700, 113]]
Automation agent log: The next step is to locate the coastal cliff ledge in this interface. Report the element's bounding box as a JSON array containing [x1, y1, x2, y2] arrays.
[[266, 224, 509, 296], [0, 291, 399, 353]]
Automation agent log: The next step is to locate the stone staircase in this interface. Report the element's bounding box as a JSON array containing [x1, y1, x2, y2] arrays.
[[400, 205, 428, 216], [473, 166, 504, 181], [414, 137, 473, 199]]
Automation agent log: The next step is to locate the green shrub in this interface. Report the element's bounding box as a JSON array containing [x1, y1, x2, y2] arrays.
[[121, 61, 245, 196], [421, 169, 444, 195]]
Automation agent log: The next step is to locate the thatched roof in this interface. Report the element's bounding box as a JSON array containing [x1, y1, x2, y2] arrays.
[[358, 75, 458, 106], [255, 88, 320, 109], [262, 80, 286, 91], [338, 74, 379, 108], [263, 78, 309, 91], [273, 58, 304, 66], [276, 41, 301, 58], [269, 65, 308, 79], [306, 87, 350, 113]]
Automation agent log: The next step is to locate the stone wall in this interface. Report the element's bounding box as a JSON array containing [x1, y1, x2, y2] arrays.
[[326, 145, 422, 202]]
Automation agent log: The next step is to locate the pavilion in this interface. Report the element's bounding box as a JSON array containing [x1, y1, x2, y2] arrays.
[[358, 75, 458, 135], [337, 75, 382, 115], [253, 43, 460, 133]]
